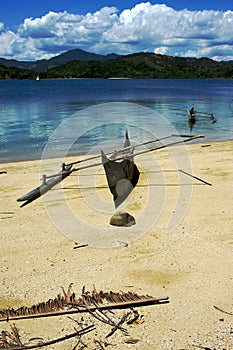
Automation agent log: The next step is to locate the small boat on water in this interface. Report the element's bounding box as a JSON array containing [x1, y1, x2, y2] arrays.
[[187, 107, 216, 124]]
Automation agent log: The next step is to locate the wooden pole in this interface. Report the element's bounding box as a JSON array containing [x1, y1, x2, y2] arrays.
[[65, 133, 201, 168], [65, 134, 174, 167], [178, 169, 212, 186], [42, 134, 205, 179]]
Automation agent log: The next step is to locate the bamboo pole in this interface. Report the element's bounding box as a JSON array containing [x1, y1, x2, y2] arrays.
[[48, 133, 201, 173], [65, 134, 175, 168], [55, 134, 205, 176]]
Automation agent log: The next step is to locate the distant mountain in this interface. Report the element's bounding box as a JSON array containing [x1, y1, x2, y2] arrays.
[[0, 48, 120, 71], [41, 52, 233, 79]]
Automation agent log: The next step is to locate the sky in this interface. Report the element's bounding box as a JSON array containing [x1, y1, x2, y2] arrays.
[[0, 0, 232, 62]]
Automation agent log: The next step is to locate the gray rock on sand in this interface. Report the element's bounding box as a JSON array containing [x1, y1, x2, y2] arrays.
[[110, 211, 135, 227]]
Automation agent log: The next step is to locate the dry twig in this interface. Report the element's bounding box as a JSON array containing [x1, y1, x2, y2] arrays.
[[0, 324, 95, 350], [213, 305, 233, 316], [192, 344, 212, 350], [106, 312, 130, 338]]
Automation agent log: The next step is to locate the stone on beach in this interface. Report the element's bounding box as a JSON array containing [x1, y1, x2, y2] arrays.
[[110, 211, 135, 227]]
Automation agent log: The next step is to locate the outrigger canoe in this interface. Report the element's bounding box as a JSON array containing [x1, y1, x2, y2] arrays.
[[17, 133, 205, 208], [187, 109, 216, 124]]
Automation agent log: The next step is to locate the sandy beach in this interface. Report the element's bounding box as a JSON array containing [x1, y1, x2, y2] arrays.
[[0, 140, 232, 349]]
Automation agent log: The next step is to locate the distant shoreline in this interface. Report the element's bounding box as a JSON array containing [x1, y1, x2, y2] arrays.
[[1, 77, 233, 81]]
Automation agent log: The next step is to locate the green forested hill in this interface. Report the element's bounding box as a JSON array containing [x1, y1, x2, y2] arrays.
[[1, 51, 233, 79], [0, 64, 36, 80]]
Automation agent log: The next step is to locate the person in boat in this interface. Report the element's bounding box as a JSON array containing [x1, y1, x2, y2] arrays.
[[188, 105, 196, 125], [210, 113, 216, 123], [189, 105, 196, 118]]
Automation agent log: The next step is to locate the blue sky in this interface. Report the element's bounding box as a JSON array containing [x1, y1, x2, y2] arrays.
[[0, 1, 232, 61]]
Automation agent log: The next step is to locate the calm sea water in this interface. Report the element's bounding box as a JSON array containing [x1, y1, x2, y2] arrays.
[[0, 79, 232, 162]]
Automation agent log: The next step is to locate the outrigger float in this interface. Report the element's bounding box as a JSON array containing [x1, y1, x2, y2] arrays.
[[17, 132, 205, 208]]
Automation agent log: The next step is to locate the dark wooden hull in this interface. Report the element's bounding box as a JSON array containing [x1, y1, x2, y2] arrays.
[[17, 170, 72, 207]]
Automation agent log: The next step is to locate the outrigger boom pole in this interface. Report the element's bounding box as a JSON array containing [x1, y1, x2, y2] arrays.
[[17, 134, 205, 207]]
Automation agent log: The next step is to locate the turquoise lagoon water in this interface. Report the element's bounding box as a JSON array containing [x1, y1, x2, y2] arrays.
[[0, 78, 232, 162]]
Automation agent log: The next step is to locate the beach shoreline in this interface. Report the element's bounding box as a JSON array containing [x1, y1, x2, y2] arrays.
[[1, 137, 232, 165], [0, 140, 233, 349]]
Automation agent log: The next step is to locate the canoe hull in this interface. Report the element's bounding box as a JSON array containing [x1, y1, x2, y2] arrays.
[[17, 170, 72, 207]]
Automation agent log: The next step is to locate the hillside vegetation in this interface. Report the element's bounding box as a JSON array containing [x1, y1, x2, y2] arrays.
[[0, 51, 232, 79]]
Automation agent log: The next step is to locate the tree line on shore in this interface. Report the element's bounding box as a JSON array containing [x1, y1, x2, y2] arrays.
[[0, 52, 233, 79]]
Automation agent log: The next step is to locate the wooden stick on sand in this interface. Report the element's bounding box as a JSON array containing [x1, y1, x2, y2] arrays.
[[178, 169, 212, 186]]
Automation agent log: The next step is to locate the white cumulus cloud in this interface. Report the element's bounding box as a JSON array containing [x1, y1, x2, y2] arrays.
[[0, 3, 232, 61]]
